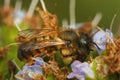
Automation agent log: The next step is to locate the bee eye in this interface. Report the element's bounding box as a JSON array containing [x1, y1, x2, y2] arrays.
[[66, 40, 71, 45], [79, 39, 86, 45], [80, 39, 87, 44], [79, 34, 89, 45]]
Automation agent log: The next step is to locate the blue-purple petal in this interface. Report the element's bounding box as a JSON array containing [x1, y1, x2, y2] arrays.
[[15, 57, 45, 80], [93, 29, 113, 54], [67, 72, 85, 80], [68, 60, 94, 80]]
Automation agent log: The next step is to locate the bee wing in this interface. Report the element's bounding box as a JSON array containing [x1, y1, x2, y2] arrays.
[[19, 29, 56, 39], [19, 29, 36, 38], [30, 39, 66, 50]]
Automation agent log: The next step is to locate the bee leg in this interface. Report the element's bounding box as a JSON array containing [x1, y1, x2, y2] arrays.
[[50, 54, 55, 61], [17, 48, 28, 61]]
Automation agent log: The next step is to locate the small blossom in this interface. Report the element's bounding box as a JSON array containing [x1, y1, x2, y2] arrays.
[[13, 10, 26, 25], [15, 57, 45, 80], [93, 29, 113, 54], [67, 60, 95, 80]]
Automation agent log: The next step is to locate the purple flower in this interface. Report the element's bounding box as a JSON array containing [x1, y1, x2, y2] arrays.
[[15, 57, 45, 80], [93, 29, 113, 54], [67, 60, 94, 80]]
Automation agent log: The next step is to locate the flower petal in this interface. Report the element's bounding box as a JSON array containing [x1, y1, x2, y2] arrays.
[[93, 29, 113, 54], [15, 57, 45, 80], [68, 60, 95, 80]]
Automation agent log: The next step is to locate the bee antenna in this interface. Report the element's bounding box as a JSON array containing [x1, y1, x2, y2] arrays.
[[14, 0, 22, 11], [12, 60, 21, 71], [92, 13, 102, 28], [14, 21, 22, 31], [110, 14, 117, 31], [27, 0, 39, 17], [4, 0, 10, 10], [69, 0, 76, 29], [40, 0, 47, 12]]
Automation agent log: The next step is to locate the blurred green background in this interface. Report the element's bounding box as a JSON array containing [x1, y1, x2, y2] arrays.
[[0, 0, 120, 33], [0, 0, 120, 80]]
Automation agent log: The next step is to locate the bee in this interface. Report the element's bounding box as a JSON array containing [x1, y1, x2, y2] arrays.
[[17, 27, 94, 64], [17, 7, 95, 64]]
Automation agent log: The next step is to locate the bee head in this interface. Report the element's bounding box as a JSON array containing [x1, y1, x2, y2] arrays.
[[79, 33, 90, 46]]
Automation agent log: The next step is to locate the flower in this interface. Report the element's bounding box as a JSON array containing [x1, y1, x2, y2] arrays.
[[93, 29, 113, 54], [13, 10, 26, 25], [67, 60, 95, 80], [15, 57, 45, 80]]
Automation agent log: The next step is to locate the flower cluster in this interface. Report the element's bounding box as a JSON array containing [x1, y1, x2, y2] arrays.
[[93, 29, 113, 54], [15, 57, 45, 80], [103, 36, 120, 73], [67, 60, 95, 80]]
